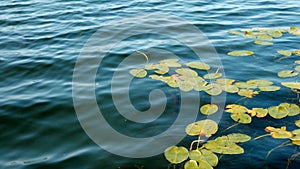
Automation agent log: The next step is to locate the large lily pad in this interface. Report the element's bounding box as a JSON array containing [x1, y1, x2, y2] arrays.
[[221, 84, 239, 93], [159, 59, 182, 67], [228, 50, 254, 57], [215, 78, 235, 85], [176, 68, 198, 77], [281, 82, 300, 90], [189, 149, 218, 167], [164, 146, 189, 164], [200, 104, 218, 115], [278, 70, 298, 78], [184, 160, 213, 169], [227, 133, 251, 143], [185, 119, 218, 137], [246, 79, 273, 87], [265, 126, 293, 139], [204, 136, 244, 154], [204, 83, 223, 96], [278, 103, 300, 116], [268, 105, 289, 119]]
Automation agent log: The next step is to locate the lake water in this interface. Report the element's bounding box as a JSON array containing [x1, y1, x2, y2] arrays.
[[1, 0, 300, 169]]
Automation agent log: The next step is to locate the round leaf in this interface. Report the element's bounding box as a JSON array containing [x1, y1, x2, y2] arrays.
[[254, 40, 273, 45], [203, 73, 222, 79], [252, 108, 268, 118], [277, 50, 292, 57], [265, 126, 293, 139], [268, 106, 289, 119], [164, 146, 189, 164], [259, 86, 280, 92], [278, 70, 298, 78], [204, 83, 223, 96], [228, 50, 254, 56], [281, 82, 300, 90], [176, 68, 198, 77], [227, 133, 251, 143], [184, 160, 199, 169], [185, 119, 218, 137], [200, 104, 218, 115], [186, 62, 210, 70], [296, 120, 300, 128], [230, 113, 252, 124], [130, 68, 147, 78], [238, 89, 259, 98]]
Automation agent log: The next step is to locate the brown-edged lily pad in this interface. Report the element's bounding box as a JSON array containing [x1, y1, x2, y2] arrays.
[[265, 126, 293, 139]]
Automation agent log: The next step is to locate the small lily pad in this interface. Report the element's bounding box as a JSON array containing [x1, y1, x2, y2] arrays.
[[259, 86, 280, 92], [227, 133, 251, 143], [176, 68, 198, 77], [200, 104, 218, 115], [221, 84, 239, 93], [178, 81, 194, 92], [267, 30, 282, 38], [291, 135, 300, 146], [228, 50, 254, 57], [252, 108, 268, 118], [215, 78, 235, 85], [204, 83, 223, 96], [130, 68, 147, 78], [184, 159, 213, 169], [257, 34, 273, 40], [194, 81, 209, 91], [265, 126, 293, 139], [203, 73, 222, 79], [238, 89, 259, 98], [228, 30, 243, 35], [189, 150, 218, 167], [185, 119, 218, 137], [186, 62, 210, 70], [254, 40, 273, 45], [164, 146, 189, 164], [230, 113, 252, 124], [278, 70, 298, 78], [159, 59, 182, 67], [277, 50, 292, 57]]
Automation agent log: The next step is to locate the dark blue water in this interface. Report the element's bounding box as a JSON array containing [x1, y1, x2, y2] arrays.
[[1, 0, 300, 169]]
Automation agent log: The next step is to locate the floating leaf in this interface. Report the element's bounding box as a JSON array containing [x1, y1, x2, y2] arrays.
[[186, 62, 210, 70], [234, 82, 256, 89], [204, 83, 223, 96], [294, 50, 300, 56], [295, 60, 300, 64], [254, 40, 273, 45], [164, 146, 189, 164], [252, 108, 268, 118], [295, 65, 300, 72], [129, 68, 147, 78], [259, 86, 280, 92], [267, 30, 283, 38], [225, 104, 248, 114], [291, 135, 300, 146], [215, 78, 235, 85], [176, 68, 198, 77], [238, 89, 259, 98], [184, 160, 199, 169], [189, 150, 218, 167], [230, 113, 252, 124], [227, 133, 251, 143], [159, 59, 181, 67], [265, 126, 293, 139], [278, 70, 298, 78], [204, 136, 244, 154], [144, 63, 157, 70], [268, 105, 289, 119], [292, 129, 300, 135], [277, 50, 292, 57], [278, 103, 300, 116], [296, 120, 300, 128], [257, 34, 273, 40], [247, 79, 273, 87], [281, 82, 300, 90], [221, 84, 239, 93], [203, 73, 222, 79], [194, 81, 210, 91], [200, 104, 218, 115], [228, 50, 254, 57], [178, 81, 194, 92], [243, 31, 256, 38], [185, 119, 218, 137]]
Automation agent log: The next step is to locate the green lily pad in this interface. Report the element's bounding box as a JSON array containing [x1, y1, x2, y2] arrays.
[[281, 82, 300, 90], [185, 119, 218, 137], [234, 82, 256, 89], [291, 135, 300, 146], [228, 50, 254, 57], [278, 103, 300, 116], [221, 84, 239, 93], [230, 113, 252, 124], [292, 129, 300, 135], [254, 40, 273, 45], [247, 79, 274, 87], [277, 50, 292, 57], [265, 126, 293, 139], [259, 86, 280, 92], [200, 104, 218, 115], [144, 63, 158, 70], [159, 59, 182, 67], [278, 70, 298, 78], [204, 83, 223, 96], [203, 73, 222, 79], [129, 68, 147, 78], [176, 68, 198, 77], [227, 133, 251, 143], [204, 136, 244, 154], [189, 150, 218, 167], [184, 159, 213, 169], [238, 89, 259, 98], [164, 146, 189, 164], [194, 81, 210, 91], [215, 78, 235, 85], [296, 120, 300, 128], [267, 30, 283, 38], [186, 62, 210, 70], [225, 104, 248, 114], [268, 105, 289, 119], [257, 34, 273, 40], [252, 108, 268, 118], [178, 81, 194, 92]]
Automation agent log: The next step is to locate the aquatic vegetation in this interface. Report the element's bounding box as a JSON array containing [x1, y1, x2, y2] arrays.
[[129, 68, 147, 78], [200, 104, 218, 115], [227, 50, 254, 57]]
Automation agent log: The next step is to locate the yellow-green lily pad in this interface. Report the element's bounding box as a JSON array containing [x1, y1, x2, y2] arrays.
[[178, 81, 194, 92], [186, 62, 210, 70], [238, 89, 259, 98], [277, 50, 292, 57], [203, 73, 222, 79], [184, 159, 213, 169], [254, 40, 273, 45], [130, 68, 147, 78], [295, 60, 300, 64], [227, 133, 251, 143], [164, 146, 189, 164], [204, 136, 244, 154], [228, 30, 243, 35], [189, 149, 218, 167], [293, 50, 300, 56], [221, 84, 239, 93], [185, 119, 218, 137], [194, 81, 210, 91], [215, 78, 235, 85], [246, 79, 273, 87], [296, 120, 300, 128], [268, 105, 289, 119], [228, 50, 254, 57], [225, 104, 248, 114], [230, 113, 252, 124], [159, 59, 182, 67], [176, 68, 198, 77], [204, 83, 223, 96], [200, 104, 218, 115], [290, 135, 300, 146], [278, 70, 298, 78], [252, 108, 268, 118], [265, 126, 293, 139], [279, 103, 300, 116], [257, 34, 273, 40], [259, 86, 280, 92], [281, 82, 300, 90], [267, 30, 283, 38], [295, 65, 300, 72]]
